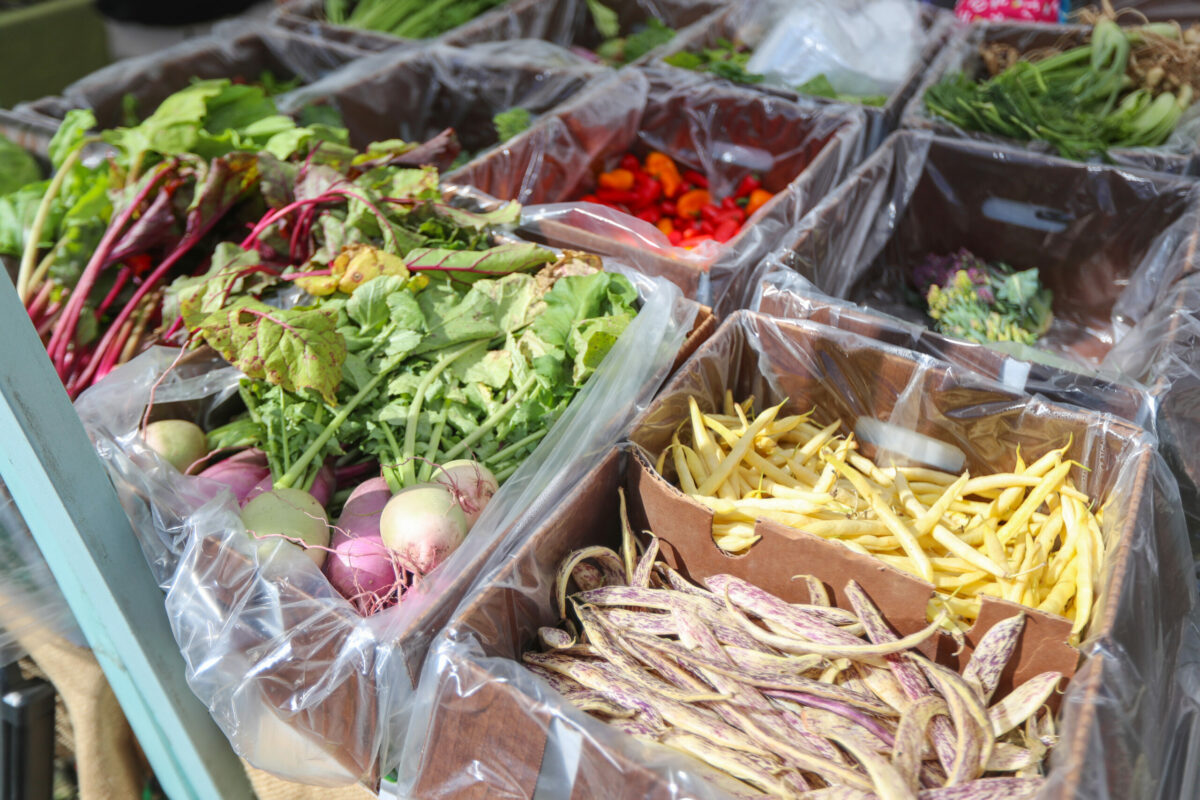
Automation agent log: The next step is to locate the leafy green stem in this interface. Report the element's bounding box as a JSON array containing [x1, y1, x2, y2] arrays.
[[440, 372, 538, 463], [16, 146, 85, 302], [401, 340, 486, 486]]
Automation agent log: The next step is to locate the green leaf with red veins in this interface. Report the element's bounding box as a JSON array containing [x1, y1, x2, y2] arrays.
[[404, 242, 556, 281], [197, 296, 346, 404]]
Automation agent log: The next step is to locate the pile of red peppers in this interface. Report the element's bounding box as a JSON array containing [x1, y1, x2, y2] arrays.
[[578, 151, 774, 249]]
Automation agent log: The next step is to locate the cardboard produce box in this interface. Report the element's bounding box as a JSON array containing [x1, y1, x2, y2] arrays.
[[753, 281, 1152, 427], [272, 0, 723, 60], [77, 279, 707, 785], [406, 312, 1195, 800], [449, 68, 868, 302], [724, 131, 1200, 367], [900, 20, 1200, 175], [9, 24, 368, 158], [627, 311, 1157, 693], [275, 41, 605, 153], [650, 1, 953, 148]]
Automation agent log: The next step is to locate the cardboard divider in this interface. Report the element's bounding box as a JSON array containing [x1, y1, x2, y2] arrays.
[[730, 131, 1200, 367], [448, 68, 868, 300], [650, 2, 953, 148], [754, 286, 1151, 426], [272, 0, 723, 60], [900, 20, 1200, 175]]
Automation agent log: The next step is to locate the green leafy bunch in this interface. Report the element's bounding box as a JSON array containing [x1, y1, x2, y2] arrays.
[[917, 249, 1054, 346]]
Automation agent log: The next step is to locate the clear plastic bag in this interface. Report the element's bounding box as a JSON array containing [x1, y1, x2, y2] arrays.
[[744, 0, 925, 97], [398, 310, 1199, 799], [14, 22, 368, 145], [272, 0, 724, 59], [1107, 271, 1200, 550], [276, 40, 609, 152], [447, 68, 869, 305], [650, 0, 954, 149], [0, 480, 84, 667], [900, 20, 1200, 175], [72, 269, 698, 785], [722, 131, 1200, 368]]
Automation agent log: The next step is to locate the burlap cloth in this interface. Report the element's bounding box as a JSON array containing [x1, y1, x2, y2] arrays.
[[3, 595, 379, 800]]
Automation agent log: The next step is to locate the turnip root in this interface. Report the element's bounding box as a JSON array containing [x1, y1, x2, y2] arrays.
[[431, 460, 498, 527], [196, 450, 270, 506], [144, 419, 208, 473], [333, 477, 392, 545], [324, 536, 397, 605], [241, 488, 330, 567], [380, 483, 468, 575]]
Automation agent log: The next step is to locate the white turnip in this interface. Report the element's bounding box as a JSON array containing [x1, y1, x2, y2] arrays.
[[431, 460, 498, 527], [241, 487, 330, 567], [144, 419, 208, 473], [379, 483, 468, 575], [196, 452, 271, 506]]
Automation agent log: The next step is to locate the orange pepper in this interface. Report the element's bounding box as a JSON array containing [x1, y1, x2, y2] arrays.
[[644, 151, 682, 198], [656, 218, 675, 237], [598, 168, 636, 191], [746, 188, 773, 216], [676, 188, 712, 218]]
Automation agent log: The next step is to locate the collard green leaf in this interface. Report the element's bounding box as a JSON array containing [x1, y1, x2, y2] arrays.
[[196, 296, 346, 404], [48, 109, 96, 170], [532, 271, 638, 350]]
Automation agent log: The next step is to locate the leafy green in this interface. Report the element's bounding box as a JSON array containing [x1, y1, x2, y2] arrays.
[[915, 249, 1054, 346], [493, 107, 532, 144], [335, 0, 509, 38], [796, 74, 888, 107], [196, 296, 347, 405], [665, 40, 763, 85], [596, 18, 675, 66], [586, 0, 620, 39], [923, 19, 1183, 161], [0, 134, 40, 196]]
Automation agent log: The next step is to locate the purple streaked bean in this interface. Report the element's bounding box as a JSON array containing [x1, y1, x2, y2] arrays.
[[523, 652, 666, 729], [653, 562, 710, 595], [539, 626, 575, 650], [570, 561, 605, 592], [846, 582, 955, 774], [624, 630, 894, 715], [891, 695, 948, 793], [796, 788, 874, 800], [632, 536, 659, 588], [597, 607, 676, 636], [722, 589, 944, 662], [828, 728, 916, 800], [609, 716, 661, 739], [989, 672, 1062, 737], [524, 663, 583, 696], [917, 776, 1044, 800], [856, 663, 912, 714], [556, 545, 625, 618], [920, 661, 990, 786], [986, 742, 1034, 772], [794, 573, 832, 607], [765, 705, 846, 764], [662, 731, 795, 797], [736, 711, 876, 792], [962, 614, 1025, 703], [766, 689, 897, 747], [705, 574, 865, 646], [562, 689, 635, 718]]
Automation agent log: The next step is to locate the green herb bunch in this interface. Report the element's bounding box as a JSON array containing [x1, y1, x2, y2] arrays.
[[914, 249, 1054, 346]]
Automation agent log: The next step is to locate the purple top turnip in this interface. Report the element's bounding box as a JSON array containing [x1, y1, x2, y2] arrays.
[[143, 419, 208, 473], [241, 487, 331, 567], [431, 459, 498, 528], [379, 482, 468, 575]]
